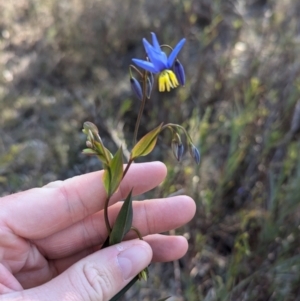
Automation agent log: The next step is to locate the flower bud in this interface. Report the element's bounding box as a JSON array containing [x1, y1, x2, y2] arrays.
[[174, 59, 185, 86], [138, 268, 148, 281], [86, 140, 93, 148], [83, 121, 99, 136], [172, 140, 184, 161], [130, 76, 143, 101], [188, 143, 200, 165], [83, 122, 102, 144], [146, 72, 154, 98]]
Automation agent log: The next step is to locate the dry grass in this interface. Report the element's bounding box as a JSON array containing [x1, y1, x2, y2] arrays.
[[1, 0, 300, 300]]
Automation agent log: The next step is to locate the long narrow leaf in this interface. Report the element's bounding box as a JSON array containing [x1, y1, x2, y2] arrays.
[[109, 147, 124, 195], [109, 189, 133, 245], [131, 123, 163, 159], [102, 168, 112, 196], [102, 147, 124, 197]]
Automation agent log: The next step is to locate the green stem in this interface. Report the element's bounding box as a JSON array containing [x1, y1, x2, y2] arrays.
[[133, 71, 148, 144], [122, 158, 134, 180], [129, 64, 143, 78], [104, 196, 112, 235], [163, 123, 193, 142]]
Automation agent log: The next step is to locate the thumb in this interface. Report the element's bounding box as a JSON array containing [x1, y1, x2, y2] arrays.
[[11, 240, 152, 301]]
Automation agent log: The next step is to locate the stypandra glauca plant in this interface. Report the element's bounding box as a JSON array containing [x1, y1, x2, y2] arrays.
[[82, 32, 200, 301]]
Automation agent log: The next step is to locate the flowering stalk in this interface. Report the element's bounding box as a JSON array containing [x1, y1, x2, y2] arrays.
[[164, 123, 193, 143], [131, 32, 186, 143], [82, 32, 199, 301], [122, 157, 134, 180], [104, 197, 112, 234], [133, 70, 148, 144]]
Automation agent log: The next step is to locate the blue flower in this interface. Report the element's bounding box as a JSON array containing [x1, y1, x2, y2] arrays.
[[132, 33, 186, 92]]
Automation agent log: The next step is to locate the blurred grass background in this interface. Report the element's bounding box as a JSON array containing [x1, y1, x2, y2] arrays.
[[1, 0, 300, 300]]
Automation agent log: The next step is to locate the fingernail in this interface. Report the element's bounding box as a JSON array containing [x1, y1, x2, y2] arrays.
[[117, 244, 150, 280]]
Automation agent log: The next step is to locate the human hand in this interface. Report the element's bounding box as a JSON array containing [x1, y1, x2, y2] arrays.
[[0, 161, 195, 301]]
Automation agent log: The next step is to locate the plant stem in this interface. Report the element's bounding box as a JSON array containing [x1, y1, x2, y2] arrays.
[[122, 158, 134, 180], [163, 123, 193, 142], [104, 196, 112, 235], [133, 72, 147, 144], [130, 226, 143, 240]]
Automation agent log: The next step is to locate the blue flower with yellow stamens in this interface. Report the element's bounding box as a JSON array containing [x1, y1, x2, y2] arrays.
[[132, 33, 186, 92]]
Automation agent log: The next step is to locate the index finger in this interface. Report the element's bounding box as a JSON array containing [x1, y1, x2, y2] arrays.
[[0, 161, 167, 239]]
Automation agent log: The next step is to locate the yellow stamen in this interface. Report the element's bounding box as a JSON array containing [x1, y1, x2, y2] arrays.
[[158, 70, 179, 92]]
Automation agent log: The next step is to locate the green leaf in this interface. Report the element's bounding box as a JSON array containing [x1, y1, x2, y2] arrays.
[[82, 149, 97, 155], [109, 147, 124, 195], [102, 147, 124, 197], [103, 168, 112, 196], [131, 123, 163, 159], [109, 189, 133, 245], [94, 141, 113, 164], [109, 276, 138, 301], [101, 235, 110, 249]]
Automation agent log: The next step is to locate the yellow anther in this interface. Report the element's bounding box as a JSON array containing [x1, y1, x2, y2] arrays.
[[158, 70, 179, 92]]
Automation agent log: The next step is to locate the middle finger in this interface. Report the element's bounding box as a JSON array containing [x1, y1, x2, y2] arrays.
[[34, 195, 195, 258]]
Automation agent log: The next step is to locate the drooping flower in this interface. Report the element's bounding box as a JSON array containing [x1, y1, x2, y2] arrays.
[[132, 33, 186, 92], [172, 140, 184, 161], [130, 76, 143, 101], [188, 143, 200, 165]]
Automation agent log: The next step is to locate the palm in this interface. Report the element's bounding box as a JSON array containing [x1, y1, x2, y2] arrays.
[[1, 230, 51, 288]]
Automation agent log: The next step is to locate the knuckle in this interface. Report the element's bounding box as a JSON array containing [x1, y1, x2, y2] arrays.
[[55, 180, 88, 223], [142, 201, 153, 234]]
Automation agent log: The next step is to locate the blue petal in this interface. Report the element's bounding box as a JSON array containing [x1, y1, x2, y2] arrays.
[[167, 38, 186, 68], [132, 59, 158, 73], [143, 38, 167, 71], [151, 32, 161, 51], [174, 60, 185, 86]]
